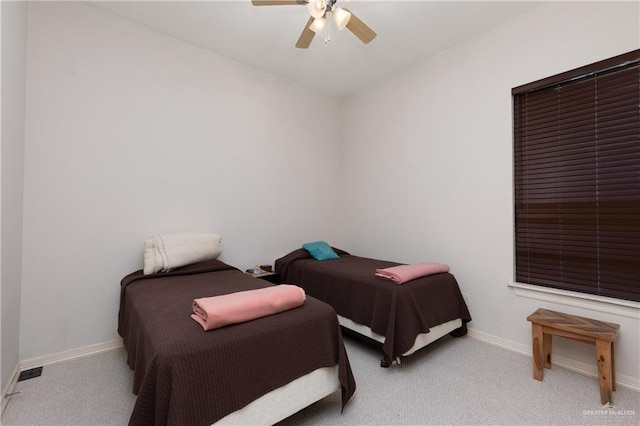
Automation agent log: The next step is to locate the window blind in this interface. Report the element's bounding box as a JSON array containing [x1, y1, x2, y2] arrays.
[[512, 50, 640, 302]]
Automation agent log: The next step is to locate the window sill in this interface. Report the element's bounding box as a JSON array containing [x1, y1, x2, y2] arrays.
[[508, 282, 640, 319]]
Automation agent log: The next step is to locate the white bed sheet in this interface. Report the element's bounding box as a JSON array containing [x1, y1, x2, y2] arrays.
[[338, 316, 463, 356], [216, 317, 463, 424], [216, 365, 339, 425]]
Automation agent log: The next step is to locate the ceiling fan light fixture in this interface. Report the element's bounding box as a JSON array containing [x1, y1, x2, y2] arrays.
[[308, 0, 326, 19], [332, 7, 351, 30], [251, 0, 375, 48], [309, 17, 326, 34]]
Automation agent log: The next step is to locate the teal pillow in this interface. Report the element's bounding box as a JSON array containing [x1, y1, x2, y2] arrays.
[[302, 241, 339, 261]]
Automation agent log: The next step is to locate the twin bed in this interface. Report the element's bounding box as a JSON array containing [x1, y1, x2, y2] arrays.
[[275, 248, 472, 366], [118, 242, 470, 424], [118, 259, 355, 425]]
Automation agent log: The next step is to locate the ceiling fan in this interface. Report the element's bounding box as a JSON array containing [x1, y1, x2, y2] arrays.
[[251, 0, 377, 48]]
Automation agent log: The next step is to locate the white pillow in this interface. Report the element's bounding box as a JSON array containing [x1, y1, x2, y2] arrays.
[[143, 232, 222, 275]]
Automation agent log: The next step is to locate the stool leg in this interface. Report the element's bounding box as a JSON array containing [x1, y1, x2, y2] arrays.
[[611, 342, 616, 392], [532, 323, 544, 381], [543, 333, 552, 369], [596, 339, 613, 405]]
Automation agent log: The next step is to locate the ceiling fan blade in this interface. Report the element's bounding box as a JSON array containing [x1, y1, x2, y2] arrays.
[[295, 16, 315, 49], [251, 0, 305, 5], [343, 8, 377, 44]]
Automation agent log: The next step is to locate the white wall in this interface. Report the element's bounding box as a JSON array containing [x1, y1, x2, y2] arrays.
[[1, 0, 27, 390], [14, 0, 640, 389], [342, 2, 640, 385], [20, 2, 344, 360]]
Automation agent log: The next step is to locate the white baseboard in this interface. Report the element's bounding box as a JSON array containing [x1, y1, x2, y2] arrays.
[[1, 363, 21, 416], [467, 328, 640, 391], [20, 338, 123, 371], [9, 332, 640, 399]]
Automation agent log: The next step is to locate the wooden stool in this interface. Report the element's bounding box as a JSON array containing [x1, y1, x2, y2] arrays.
[[526, 308, 620, 405]]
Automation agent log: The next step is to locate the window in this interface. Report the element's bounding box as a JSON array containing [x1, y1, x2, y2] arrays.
[[512, 50, 640, 303]]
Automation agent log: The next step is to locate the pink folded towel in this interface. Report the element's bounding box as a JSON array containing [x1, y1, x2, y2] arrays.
[[375, 262, 450, 284], [191, 284, 306, 331]]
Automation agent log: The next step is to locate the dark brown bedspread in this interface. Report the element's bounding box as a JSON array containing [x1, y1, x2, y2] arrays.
[[275, 249, 471, 360], [118, 259, 355, 426]]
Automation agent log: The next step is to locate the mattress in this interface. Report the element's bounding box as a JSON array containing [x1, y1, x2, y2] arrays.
[[118, 259, 355, 425], [276, 248, 472, 361], [218, 365, 339, 425]]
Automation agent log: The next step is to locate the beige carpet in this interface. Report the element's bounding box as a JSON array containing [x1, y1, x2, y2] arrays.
[[3, 334, 639, 425]]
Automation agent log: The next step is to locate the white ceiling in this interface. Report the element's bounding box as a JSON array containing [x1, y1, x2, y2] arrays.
[[89, 1, 543, 99]]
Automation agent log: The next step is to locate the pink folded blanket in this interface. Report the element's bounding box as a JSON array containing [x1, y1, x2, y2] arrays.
[[375, 262, 450, 284], [191, 284, 306, 331]]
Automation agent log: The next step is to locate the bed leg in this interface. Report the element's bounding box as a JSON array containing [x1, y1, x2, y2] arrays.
[[450, 323, 468, 337], [380, 355, 402, 367]]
